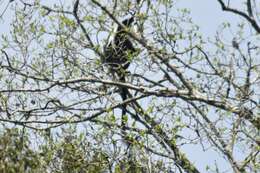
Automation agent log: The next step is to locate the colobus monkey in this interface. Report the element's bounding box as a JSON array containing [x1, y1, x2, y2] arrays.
[[103, 16, 136, 128]]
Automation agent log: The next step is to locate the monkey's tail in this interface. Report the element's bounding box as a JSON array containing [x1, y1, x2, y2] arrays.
[[119, 75, 134, 170], [119, 75, 128, 130], [119, 75, 141, 172]]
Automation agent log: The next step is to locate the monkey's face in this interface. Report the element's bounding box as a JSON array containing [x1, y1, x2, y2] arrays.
[[122, 17, 134, 27]]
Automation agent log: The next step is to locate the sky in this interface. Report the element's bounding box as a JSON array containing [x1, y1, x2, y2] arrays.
[[0, 0, 254, 172]]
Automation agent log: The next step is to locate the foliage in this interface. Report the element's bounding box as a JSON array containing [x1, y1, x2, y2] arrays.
[[0, 0, 259, 173], [0, 128, 41, 173]]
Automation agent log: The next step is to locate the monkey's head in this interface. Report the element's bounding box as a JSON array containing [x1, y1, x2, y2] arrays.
[[122, 17, 134, 28]]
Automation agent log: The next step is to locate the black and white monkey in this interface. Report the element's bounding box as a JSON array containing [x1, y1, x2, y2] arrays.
[[103, 16, 136, 128], [102, 1, 146, 171], [102, 14, 141, 172]]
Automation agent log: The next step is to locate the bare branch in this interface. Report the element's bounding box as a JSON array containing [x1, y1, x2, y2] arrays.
[[217, 0, 260, 33]]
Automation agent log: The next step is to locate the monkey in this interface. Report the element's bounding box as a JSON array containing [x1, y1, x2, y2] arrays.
[[102, 14, 144, 173], [103, 16, 136, 130]]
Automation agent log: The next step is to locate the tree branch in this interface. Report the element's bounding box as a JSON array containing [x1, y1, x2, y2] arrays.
[[217, 0, 260, 33]]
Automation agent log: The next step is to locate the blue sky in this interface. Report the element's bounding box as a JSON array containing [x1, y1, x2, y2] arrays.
[[177, 0, 242, 38]]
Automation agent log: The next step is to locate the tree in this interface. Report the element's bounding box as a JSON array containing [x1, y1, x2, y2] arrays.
[[0, 128, 41, 173], [0, 0, 259, 172]]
